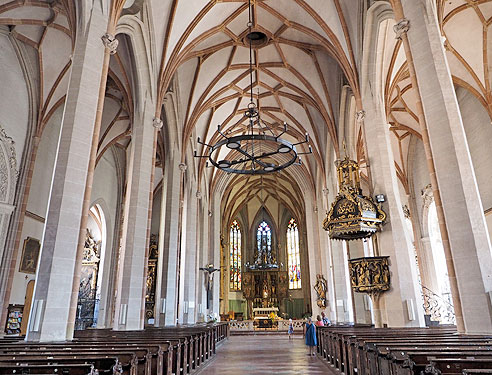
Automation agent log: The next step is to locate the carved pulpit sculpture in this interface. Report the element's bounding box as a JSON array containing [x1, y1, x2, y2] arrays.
[[348, 256, 390, 327]]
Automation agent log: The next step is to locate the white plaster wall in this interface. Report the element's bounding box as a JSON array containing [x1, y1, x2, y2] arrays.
[[27, 109, 63, 217], [10, 217, 42, 305], [456, 87, 492, 211], [9, 107, 63, 305], [0, 33, 29, 170], [92, 153, 119, 225]]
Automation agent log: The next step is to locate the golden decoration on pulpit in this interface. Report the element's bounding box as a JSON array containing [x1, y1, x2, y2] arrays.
[[348, 256, 390, 328], [348, 256, 390, 295], [323, 154, 386, 240]]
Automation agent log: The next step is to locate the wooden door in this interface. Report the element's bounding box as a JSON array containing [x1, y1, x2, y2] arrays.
[[20, 280, 34, 335]]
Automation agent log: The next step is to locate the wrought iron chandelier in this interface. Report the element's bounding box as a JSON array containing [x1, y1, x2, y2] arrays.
[[194, 0, 312, 175]]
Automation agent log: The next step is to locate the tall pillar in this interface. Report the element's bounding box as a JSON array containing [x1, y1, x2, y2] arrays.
[[318, 216, 337, 322], [305, 194, 323, 319], [331, 240, 353, 323], [113, 99, 156, 330], [181, 187, 198, 324], [420, 237, 440, 295], [211, 195, 221, 319], [361, 103, 425, 327], [399, 0, 492, 333], [195, 200, 207, 322], [407, 191, 439, 294], [26, 6, 109, 342], [156, 154, 181, 326], [350, 241, 373, 324]]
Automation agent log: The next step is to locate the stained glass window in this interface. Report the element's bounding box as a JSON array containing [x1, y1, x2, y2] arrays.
[[287, 218, 301, 289], [257, 221, 272, 255], [229, 220, 241, 290]]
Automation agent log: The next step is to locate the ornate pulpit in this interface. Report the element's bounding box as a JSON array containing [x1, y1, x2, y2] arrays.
[[348, 256, 390, 327]]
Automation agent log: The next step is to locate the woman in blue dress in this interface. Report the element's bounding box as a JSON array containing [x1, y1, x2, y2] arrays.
[[304, 317, 317, 356]]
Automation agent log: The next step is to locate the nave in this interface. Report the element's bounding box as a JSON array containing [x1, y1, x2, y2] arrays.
[[196, 335, 335, 375]]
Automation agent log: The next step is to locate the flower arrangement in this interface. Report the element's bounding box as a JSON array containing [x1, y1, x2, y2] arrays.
[[268, 312, 277, 322]]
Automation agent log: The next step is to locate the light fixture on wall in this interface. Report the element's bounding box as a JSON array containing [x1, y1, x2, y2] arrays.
[[193, 0, 312, 175]]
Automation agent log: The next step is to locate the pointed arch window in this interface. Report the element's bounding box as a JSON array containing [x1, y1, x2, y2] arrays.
[[287, 218, 301, 289], [229, 220, 242, 291], [257, 220, 272, 255]]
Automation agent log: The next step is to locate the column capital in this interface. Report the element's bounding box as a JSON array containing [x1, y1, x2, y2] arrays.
[[393, 18, 410, 40], [153, 117, 163, 129], [101, 33, 118, 54]]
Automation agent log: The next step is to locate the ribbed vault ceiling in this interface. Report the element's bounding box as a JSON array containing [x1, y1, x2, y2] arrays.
[[159, 0, 361, 210]]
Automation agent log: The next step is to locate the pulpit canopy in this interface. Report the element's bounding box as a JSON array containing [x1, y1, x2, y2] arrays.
[[323, 156, 386, 240]]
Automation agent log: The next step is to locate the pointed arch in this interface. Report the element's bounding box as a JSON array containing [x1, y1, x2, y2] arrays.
[[229, 219, 242, 291], [287, 218, 301, 289]]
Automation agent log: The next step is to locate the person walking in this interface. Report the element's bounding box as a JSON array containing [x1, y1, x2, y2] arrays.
[[288, 318, 294, 340], [304, 317, 317, 356]]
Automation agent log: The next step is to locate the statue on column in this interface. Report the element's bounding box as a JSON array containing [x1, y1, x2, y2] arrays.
[[314, 274, 328, 308]]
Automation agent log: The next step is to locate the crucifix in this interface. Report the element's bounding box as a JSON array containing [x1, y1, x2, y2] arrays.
[[199, 264, 220, 310]]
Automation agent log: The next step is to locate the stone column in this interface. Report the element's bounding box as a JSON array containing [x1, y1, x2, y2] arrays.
[[331, 240, 353, 323], [350, 241, 373, 324], [195, 200, 207, 322], [399, 0, 492, 333], [155, 154, 182, 326], [113, 101, 156, 330], [181, 188, 198, 324], [420, 237, 440, 295], [211, 195, 221, 320], [361, 100, 426, 327], [318, 214, 337, 321], [305, 194, 323, 319], [26, 6, 109, 342]]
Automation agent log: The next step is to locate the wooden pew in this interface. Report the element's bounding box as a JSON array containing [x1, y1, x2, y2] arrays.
[[316, 325, 492, 375], [0, 323, 228, 375], [0, 362, 97, 374]]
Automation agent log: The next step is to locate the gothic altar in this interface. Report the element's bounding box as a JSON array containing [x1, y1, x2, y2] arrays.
[[242, 239, 289, 321]]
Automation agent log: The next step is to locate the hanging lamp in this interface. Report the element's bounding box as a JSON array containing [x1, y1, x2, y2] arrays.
[[193, 0, 312, 174]]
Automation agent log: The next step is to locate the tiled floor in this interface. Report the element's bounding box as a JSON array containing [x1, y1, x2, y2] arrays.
[[196, 335, 338, 374]]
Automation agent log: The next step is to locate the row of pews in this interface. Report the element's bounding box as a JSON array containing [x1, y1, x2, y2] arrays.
[[0, 322, 229, 374], [316, 325, 492, 375]]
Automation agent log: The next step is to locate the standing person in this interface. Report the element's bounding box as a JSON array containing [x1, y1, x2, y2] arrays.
[[288, 318, 294, 340], [315, 315, 324, 327], [321, 311, 331, 326], [304, 317, 317, 356]]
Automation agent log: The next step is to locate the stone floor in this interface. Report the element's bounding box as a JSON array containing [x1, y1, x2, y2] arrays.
[[195, 335, 338, 374]]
